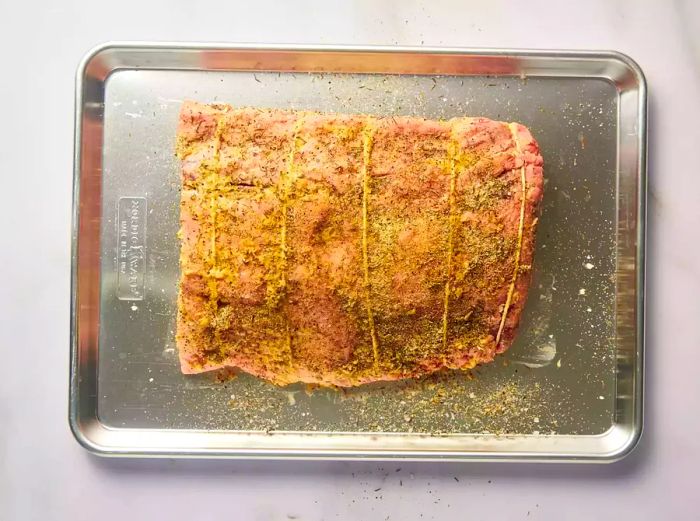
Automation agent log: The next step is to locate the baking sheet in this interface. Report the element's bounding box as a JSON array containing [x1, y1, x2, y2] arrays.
[[71, 45, 645, 460]]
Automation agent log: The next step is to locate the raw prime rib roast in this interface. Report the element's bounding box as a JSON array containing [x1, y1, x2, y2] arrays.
[[175, 101, 543, 387]]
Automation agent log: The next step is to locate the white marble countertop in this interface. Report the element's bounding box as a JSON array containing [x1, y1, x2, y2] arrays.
[[1, 1, 699, 519]]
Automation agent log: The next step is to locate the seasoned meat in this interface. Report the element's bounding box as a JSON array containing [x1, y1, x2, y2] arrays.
[[176, 101, 544, 387]]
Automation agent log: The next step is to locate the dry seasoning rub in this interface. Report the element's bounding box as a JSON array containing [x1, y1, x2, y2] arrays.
[[176, 101, 543, 387]]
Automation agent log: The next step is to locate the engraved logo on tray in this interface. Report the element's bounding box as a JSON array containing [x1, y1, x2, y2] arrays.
[[117, 197, 147, 300]]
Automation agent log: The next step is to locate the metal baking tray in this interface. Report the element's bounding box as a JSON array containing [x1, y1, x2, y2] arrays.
[[70, 43, 646, 461]]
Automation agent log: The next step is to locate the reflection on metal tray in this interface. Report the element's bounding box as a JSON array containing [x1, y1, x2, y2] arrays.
[[70, 43, 646, 461]]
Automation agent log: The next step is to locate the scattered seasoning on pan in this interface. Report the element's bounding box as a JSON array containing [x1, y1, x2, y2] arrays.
[[206, 366, 553, 435]]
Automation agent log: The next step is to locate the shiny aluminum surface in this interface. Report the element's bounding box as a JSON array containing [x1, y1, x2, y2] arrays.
[[70, 43, 646, 461]]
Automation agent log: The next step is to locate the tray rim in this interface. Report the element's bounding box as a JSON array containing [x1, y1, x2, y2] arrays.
[[70, 42, 647, 462]]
